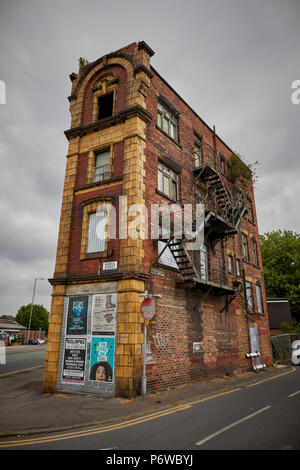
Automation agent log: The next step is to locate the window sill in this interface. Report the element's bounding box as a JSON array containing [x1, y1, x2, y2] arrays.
[[155, 188, 182, 205], [75, 176, 123, 193], [81, 251, 107, 260], [247, 311, 265, 316], [155, 125, 182, 148]]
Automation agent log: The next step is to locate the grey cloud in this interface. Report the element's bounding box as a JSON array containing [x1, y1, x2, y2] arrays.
[[0, 0, 299, 315]]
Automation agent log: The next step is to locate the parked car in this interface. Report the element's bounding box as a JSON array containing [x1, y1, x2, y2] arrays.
[[28, 339, 39, 345], [291, 340, 300, 365]]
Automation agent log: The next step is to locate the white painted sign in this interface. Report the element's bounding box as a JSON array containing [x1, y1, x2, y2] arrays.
[[140, 297, 155, 321], [103, 261, 118, 271]]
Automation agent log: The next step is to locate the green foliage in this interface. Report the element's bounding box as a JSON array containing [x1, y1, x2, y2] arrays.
[[16, 304, 49, 333], [78, 57, 89, 69], [231, 152, 260, 187], [231, 153, 252, 181], [260, 230, 300, 322], [280, 320, 300, 334]]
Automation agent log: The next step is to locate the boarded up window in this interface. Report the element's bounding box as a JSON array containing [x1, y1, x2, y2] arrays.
[[87, 212, 106, 253], [158, 241, 179, 269]]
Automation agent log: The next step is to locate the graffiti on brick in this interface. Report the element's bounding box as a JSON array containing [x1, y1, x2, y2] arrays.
[[153, 333, 169, 350]]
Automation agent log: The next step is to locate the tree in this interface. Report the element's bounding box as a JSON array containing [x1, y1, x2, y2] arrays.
[[280, 320, 300, 334], [16, 304, 49, 334], [260, 230, 300, 322]]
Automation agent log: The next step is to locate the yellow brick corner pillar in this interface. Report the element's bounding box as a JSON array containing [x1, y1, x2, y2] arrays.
[[116, 280, 145, 397], [42, 285, 66, 393], [115, 42, 153, 397]]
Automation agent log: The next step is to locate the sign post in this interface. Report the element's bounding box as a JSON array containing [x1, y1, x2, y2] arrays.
[[139, 291, 160, 396]]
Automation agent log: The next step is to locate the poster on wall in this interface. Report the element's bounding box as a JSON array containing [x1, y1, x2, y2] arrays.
[[89, 336, 115, 383], [61, 338, 86, 384], [92, 293, 117, 335], [66, 296, 88, 335]]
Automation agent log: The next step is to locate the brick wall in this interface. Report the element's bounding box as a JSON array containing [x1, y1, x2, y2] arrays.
[[44, 41, 272, 396], [140, 65, 272, 388]]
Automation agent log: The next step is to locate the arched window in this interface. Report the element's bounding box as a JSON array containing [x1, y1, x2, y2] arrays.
[[92, 73, 118, 123]]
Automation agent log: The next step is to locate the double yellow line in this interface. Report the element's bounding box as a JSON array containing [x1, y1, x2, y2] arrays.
[[0, 403, 192, 448], [0, 367, 295, 448], [0, 365, 43, 378], [0, 388, 243, 448]]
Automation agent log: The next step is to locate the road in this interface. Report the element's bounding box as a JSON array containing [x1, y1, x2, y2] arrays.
[[0, 362, 299, 451], [0, 344, 46, 376]]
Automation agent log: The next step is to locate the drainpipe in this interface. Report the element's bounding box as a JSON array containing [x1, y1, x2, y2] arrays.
[[213, 125, 218, 169], [242, 267, 252, 364]]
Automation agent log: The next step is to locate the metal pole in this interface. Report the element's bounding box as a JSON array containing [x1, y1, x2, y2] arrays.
[[139, 291, 161, 397], [27, 277, 44, 344], [141, 321, 147, 397]]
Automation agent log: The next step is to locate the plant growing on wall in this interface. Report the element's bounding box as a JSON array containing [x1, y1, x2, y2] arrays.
[[78, 57, 89, 69], [231, 152, 260, 187]]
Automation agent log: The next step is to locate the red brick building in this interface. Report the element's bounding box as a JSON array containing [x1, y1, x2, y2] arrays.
[[43, 42, 272, 397]]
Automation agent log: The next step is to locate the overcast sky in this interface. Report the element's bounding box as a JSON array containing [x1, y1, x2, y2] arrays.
[[0, 0, 299, 316]]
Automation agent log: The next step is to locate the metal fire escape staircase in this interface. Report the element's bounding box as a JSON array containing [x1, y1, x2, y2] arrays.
[[194, 144, 247, 247], [154, 143, 248, 298], [167, 238, 200, 282], [156, 232, 235, 295]]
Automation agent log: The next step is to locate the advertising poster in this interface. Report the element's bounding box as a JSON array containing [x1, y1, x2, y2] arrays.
[[61, 338, 86, 384], [92, 293, 117, 335], [66, 296, 88, 335], [89, 336, 115, 383]]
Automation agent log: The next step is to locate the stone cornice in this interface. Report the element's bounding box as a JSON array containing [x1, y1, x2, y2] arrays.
[[138, 41, 155, 57], [49, 271, 150, 286], [134, 64, 154, 79], [64, 105, 153, 140]]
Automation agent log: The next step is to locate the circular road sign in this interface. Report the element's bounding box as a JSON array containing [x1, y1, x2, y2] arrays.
[[140, 297, 155, 321]]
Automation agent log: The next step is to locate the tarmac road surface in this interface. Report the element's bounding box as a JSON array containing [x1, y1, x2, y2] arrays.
[[0, 364, 299, 451]]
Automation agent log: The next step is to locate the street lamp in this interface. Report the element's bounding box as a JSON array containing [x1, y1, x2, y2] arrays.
[[27, 277, 45, 344]]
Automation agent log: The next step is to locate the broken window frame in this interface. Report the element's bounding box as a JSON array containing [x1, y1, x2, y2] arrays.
[[241, 233, 249, 261], [98, 92, 114, 120], [194, 136, 202, 168], [246, 196, 254, 223], [251, 238, 259, 266]]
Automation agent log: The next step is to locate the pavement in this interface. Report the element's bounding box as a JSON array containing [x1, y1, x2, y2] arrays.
[[0, 349, 294, 438]]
